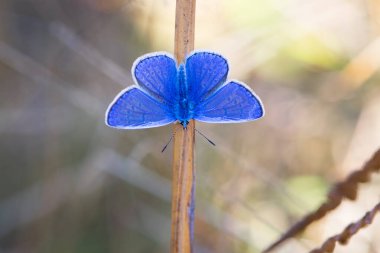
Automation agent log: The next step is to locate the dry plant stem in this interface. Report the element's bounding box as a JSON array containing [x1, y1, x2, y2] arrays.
[[310, 202, 380, 253], [171, 1, 196, 253], [264, 148, 380, 253]]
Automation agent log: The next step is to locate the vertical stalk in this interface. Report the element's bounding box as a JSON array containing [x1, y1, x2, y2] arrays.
[[171, 1, 196, 253]]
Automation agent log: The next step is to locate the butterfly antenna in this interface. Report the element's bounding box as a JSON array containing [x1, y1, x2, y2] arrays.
[[195, 128, 216, 146], [161, 132, 175, 153]]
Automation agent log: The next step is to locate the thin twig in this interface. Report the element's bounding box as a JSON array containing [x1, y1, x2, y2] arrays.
[[264, 148, 380, 252], [310, 202, 380, 253], [171, 1, 197, 253]]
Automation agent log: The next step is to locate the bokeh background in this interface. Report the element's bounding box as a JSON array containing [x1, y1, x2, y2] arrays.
[[1, 0, 380, 252]]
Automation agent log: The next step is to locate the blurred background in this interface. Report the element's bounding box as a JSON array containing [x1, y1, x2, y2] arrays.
[[1, 0, 380, 252]]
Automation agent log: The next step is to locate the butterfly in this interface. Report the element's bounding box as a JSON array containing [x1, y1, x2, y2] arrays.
[[105, 51, 264, 129]]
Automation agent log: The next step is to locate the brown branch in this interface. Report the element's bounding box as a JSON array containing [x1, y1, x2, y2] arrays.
[[309, 202, 380, 253], [171, 1, 196, 253], [264, 148, 380, 253]]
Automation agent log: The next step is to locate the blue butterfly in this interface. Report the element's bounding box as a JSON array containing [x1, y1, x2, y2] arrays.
[[105, 51, 264, 129]]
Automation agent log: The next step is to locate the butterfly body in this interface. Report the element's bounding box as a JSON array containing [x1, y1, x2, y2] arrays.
[[173, 64, 194, 128], [105, 51, 264, 130]]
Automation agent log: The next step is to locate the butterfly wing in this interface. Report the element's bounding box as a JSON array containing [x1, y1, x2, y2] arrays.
[[185, 51, 228, 102], [105, 86, 175, 129], [133, 52, 177, 103], [194, 81, 264, 123]]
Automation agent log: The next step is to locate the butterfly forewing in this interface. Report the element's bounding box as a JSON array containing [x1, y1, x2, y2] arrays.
[[194, 81, 264, 123], [106, 86, 175, 129]]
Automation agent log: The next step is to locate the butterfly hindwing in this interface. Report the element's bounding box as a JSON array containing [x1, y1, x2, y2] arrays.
[[133, 53, 177, 103], [106, 86, 175, 129], [194, 81, 264, 123], [185, 51, 228, 102]]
